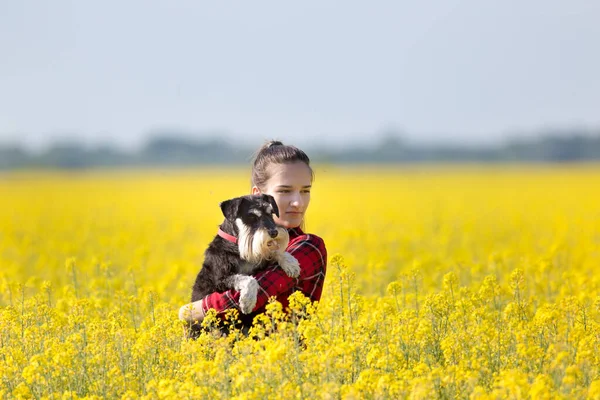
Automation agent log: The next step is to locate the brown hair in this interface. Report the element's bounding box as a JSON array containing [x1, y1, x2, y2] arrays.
[[251, 140, 313, 191]]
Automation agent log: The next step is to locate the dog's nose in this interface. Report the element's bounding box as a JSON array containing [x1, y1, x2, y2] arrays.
[[268, 229, 278, 238]]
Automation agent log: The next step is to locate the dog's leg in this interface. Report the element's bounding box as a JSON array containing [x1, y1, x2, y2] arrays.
[[225, 274, 259, 314], [273, 251, 300, 278]]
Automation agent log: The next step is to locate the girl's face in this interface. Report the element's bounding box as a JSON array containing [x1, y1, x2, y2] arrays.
[[252, 162, 312, 229]]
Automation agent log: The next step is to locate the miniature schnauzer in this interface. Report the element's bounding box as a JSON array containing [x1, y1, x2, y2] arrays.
[[179, 193, 300, 335]]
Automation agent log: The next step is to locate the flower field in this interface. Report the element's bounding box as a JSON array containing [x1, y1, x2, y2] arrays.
[[1, 164, 600, 399]]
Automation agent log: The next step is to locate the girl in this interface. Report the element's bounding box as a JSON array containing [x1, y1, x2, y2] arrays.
[[180, 140, 327, 331]]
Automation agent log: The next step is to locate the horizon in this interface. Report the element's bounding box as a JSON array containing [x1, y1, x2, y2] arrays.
[[2, 125, 599, 155]]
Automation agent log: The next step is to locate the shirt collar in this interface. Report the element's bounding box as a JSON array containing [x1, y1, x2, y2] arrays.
[[288, 226, 304, 238]]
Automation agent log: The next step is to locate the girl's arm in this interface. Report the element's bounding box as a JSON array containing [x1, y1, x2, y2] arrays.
[[200, 234, 327, 316]]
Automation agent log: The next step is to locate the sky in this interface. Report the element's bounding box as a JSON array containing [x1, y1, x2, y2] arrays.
[[1, 1, 599, 151]]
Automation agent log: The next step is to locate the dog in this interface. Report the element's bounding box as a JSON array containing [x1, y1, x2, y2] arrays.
[[179, 193, 300, 336]]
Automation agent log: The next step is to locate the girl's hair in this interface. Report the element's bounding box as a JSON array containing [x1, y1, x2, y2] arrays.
[[251, 140, 313, 191]]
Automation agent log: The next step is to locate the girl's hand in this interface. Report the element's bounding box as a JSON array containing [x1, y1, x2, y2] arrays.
[[178, 300, 206, 322]]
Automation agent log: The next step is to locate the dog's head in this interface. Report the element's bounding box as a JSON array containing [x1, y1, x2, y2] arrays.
[[220, 194, 289, 263]]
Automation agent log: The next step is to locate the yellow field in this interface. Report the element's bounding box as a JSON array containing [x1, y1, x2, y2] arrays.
[[1, 164, 600, 399]]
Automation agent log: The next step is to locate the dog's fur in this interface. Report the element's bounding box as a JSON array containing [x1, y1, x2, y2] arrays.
[[179, 194, 300, 336]]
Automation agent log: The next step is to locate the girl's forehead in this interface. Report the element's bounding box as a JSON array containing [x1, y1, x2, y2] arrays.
[[266, 162, 312, 185]]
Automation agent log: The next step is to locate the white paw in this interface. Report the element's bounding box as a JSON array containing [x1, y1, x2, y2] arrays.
[[238, 277, 258, 314], [279, 252, 300, 278]]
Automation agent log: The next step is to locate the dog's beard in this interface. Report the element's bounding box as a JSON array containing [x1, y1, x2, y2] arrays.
[[236, 219, 289, 263], [253, 227, 289, 261]]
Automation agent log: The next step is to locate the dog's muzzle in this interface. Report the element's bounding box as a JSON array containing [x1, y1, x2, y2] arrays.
[[238, 221, 290, 263], [263, 227, 288, 253]]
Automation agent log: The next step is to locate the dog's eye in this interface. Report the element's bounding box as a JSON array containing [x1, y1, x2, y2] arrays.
[[247, 214, 258, 222]]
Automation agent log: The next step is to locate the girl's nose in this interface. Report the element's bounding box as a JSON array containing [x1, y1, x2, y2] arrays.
[[290, 193, 302, 207]]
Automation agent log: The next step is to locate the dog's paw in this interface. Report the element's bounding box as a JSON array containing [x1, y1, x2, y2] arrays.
[[238, 277, 259, 314], [279, 252, 300, 278]]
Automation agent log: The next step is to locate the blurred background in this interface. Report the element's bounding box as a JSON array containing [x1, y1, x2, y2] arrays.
[[1, 0, 599, 169]]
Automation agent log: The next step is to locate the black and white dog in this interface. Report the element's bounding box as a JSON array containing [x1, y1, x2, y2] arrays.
[[179, 194, 300, 333]]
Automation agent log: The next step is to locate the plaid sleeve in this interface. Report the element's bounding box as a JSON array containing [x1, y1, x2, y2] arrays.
[[201, 234, 327, 315], [287, 234, 327, 302]]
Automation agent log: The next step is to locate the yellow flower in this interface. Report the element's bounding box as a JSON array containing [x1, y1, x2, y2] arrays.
[[2, 166, 600, 398]]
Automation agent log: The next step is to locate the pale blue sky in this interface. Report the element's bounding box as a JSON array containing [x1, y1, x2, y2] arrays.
[[1, 1, 599, 151]]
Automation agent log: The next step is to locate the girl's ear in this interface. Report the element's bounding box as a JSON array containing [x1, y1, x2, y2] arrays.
[[251, 186, 261, 195]]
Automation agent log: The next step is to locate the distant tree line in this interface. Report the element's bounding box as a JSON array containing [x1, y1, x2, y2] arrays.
[[1, 129, 599, 170]]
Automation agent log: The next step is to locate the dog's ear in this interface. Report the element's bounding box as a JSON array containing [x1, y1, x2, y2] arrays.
[[220, 197, 243, 221], [261, 194, 279, 218]]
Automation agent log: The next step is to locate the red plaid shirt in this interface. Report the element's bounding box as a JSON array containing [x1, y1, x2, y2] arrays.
[[200, 227, 327, 316]]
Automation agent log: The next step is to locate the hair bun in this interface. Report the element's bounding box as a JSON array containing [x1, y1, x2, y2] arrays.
[[267, 140, 283, 148]]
